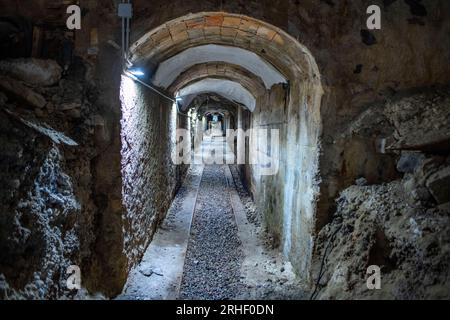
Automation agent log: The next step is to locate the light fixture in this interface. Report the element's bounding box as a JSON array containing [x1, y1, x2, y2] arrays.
[[128, 68, 145, 77], [123, 69, 178, 104]]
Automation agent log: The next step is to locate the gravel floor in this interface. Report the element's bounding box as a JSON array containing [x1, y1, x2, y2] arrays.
[[117, 166, 203, 300], [179, 165, 243, 300], [118, 163, 307, 300]]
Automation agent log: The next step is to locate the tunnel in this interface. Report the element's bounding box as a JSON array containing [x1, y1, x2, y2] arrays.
[[0, 1, 449, 301], [118, 12, 323, 299]]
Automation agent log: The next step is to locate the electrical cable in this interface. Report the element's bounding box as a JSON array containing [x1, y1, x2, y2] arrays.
[[123, 72, 193, 119], [124, 71, 175, 102], [309, 224, 343, 300], [120, 0, 192, 118], [121, 13, 125, 62], [126, 0, 130, 54]]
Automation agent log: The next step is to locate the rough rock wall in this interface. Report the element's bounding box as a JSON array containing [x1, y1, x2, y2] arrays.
[[120, 75, 188, 270], [0, 57, 103, 299], [312, 174, 449, 299], [311, 87, 450, 299], [0, 0, 129, 297], [306, 0, 450, 230], [0, 114, 74, 299]]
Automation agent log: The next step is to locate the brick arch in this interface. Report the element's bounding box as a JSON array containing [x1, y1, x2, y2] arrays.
[[178, 78, 256, 111], [191, 94, 239, 120], [167, 62, 266, 99], [129, 12, 322, 87]]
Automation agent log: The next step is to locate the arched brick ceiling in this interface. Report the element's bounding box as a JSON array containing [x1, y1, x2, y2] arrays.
[[167, 62, 266, 98], [129, 12, 321, 86], [129, 12, 323, 116], [152, 44, 286, 89], [177, 78, 256, 111], [189, 94, 238, 119]]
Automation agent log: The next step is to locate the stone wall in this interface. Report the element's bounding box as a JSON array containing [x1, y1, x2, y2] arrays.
[[0, 57, 102, 299], [120, 75, 188, 270], [0, 113, 77, 299]]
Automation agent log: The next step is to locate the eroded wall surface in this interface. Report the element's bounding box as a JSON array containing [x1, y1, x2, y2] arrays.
[[0, 58, 105, 299], [312, 87, 450, 299]]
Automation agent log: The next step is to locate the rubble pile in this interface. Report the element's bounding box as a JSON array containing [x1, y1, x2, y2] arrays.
[[313, 88, 450, 299]]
